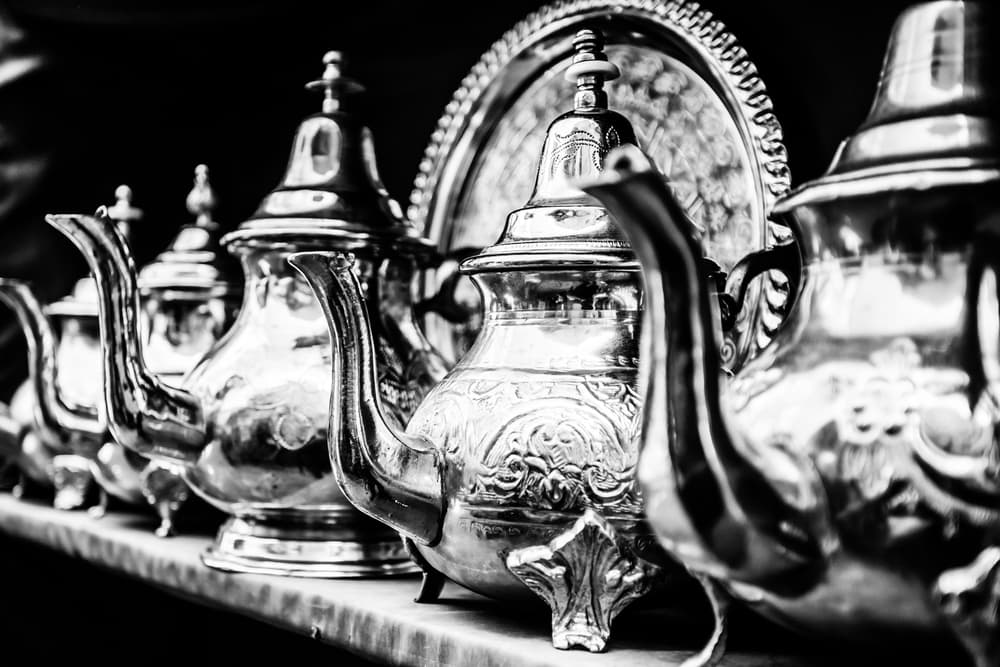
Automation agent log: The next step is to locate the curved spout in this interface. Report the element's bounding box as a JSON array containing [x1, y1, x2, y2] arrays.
[[582, 146, 824, 589], [289, 251, 444, 546], [45, 211, 205, 463], [0, 279, 104, 443]]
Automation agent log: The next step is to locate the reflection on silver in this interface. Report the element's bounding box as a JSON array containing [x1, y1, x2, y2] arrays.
[[410, 0, 791, 371], [583, 3, 1000, 664], [48, 52, 438, 577]]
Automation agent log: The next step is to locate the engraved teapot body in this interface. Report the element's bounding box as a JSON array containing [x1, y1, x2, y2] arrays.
[[293, 31, 670, 652]]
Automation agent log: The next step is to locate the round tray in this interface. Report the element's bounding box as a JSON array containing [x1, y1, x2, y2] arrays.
[[410, 0, 791, 367]]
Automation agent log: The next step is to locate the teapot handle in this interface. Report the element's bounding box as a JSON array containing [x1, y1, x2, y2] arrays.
[[927, 229, 1000, 498], [718, 241, 801, 333], [414, 246, 482, 323]]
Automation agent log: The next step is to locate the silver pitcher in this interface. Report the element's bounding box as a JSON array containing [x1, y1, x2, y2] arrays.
[[48, 52, 444, 576], [583, 3, 1000, 665], [291, 30, 678, 652]]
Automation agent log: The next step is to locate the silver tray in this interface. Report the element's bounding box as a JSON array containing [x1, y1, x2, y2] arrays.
[[410, 0, 791, 367]]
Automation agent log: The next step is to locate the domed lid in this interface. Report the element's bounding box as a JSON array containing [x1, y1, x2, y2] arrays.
[[775, 1, 1000, 212], [46, 185, 141, 318], [222, 51, 433, 256], [461, 29, 639, 273], [137, 165, 241, 296]]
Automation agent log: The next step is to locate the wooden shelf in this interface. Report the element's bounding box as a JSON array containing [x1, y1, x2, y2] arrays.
[[0, 495, 823, 666]]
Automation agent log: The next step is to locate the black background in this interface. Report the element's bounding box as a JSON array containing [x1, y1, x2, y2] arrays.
[[0, 0, 921, 662]]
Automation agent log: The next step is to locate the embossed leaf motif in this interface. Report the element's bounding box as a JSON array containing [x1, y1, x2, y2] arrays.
[[471, 403, 639, 512], [505, 509, 660, 652]]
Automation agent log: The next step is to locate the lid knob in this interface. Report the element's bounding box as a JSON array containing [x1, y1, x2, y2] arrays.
[[105, 184, 143, 239], [305, 50, 364, 114], [185, 164, 216, 227], [564, 29, 620, 110]]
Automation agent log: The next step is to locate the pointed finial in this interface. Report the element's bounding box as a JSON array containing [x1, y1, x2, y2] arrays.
[[564, 29, 620, 110], [185, 164, 216, 227], [305, 50, 364, 114], [106, 184, 142, 239]]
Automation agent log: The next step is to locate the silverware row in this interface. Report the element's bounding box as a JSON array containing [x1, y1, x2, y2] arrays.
[[0, 2, 996, 665]]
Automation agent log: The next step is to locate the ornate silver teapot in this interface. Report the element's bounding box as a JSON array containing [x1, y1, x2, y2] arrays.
[[0, 277, 103, 510], [0, 188, 137, 509], [291, 30, 671, 652], [49, 52, 444, 576], [584, 3, 1000, 665], [86, 168, 243, 535]]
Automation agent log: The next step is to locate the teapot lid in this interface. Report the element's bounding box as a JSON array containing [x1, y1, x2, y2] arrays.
[[461, 29, 639, 274], [774, 1, 1000, 212], [46, 185, 141, 318], [137, 165, 242, 296], [222, 51, 434, 257]]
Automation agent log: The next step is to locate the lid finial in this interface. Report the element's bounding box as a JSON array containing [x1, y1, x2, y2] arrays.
[[105, 184, 143, 238], [185, 164, 216, 227], [306, 50, 364, 114], [564, 29, 620, 110]]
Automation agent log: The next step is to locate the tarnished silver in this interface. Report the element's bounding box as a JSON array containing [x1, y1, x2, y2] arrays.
[[49, 52, 439, 576], [88, 171, 243, 536], [410, 0, 790, 371], [292, 30, 673, 652], [583, 3, 1000, 664]]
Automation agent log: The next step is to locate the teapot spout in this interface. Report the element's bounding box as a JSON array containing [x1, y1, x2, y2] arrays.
[[290, 251, 445, 546], [45, 211, 206, 462], [582, 146, 824, 588], [0, 279, 104, 444]]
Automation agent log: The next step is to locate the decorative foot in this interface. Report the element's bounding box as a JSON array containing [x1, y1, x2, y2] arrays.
[[680, 573, 729, 667], [141, 462, 190, 538], [88, 489, 109, 519], [12, 473, 26, 499], [504, 509, 661, 652], [51, 455, 94, 511], [935, 546, 1000, 667], [403, 537, 446, 603]]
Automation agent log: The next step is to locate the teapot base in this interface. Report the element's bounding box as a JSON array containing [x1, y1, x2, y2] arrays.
[[201, 515, 420, 578]]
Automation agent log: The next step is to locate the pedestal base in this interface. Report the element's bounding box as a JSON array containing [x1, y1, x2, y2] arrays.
[[201, 515, 419, 578]]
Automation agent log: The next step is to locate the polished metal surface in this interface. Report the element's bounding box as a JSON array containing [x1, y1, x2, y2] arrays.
[[48, 52, 440, 577], [0, 278, 104, 510], [409, 0, 791, 370], [92, 170, 243, 536], [584, 5, 1000, 662], [292, 30, 675, 652]]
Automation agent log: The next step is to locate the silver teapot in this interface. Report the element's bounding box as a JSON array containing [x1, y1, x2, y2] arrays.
[[48, 52, 444, 576], [86, 168, 242, 535], [584, 3, 1000, 665], [0, 188, 138, 509], [291, 30, 673, 652]]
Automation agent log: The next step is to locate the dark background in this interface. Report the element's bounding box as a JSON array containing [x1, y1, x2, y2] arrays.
[[0, 0, 918, 661]]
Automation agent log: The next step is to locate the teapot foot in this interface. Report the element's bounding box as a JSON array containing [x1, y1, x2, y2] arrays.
[[87, 489, 109, 519], [140, 462, 190, 538], [11, 472, 27, 499], [504, 509, 660, 652], [680, 573, 729, 667], [403, 537, 446, 603], [201, 515, 421, 579], [51, 454, 95, 511], [935, 546, 1000, 667]]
